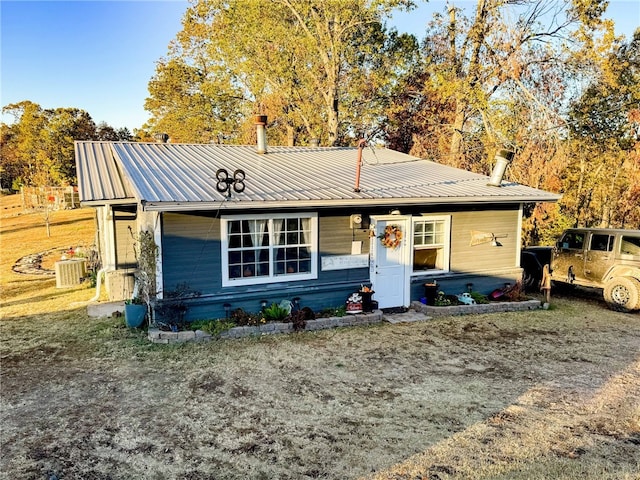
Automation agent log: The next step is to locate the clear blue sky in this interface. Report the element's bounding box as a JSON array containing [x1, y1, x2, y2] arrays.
[[1, 0, 638, 132]]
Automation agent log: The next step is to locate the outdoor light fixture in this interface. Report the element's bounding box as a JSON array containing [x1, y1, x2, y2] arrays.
[[260, 299, 268, 310], [292, 297, 301, 311], [216, 168, 246, 198], [466, 283, 474, 293], [491, 234, 502, 247], [223, 302, 231, 319]]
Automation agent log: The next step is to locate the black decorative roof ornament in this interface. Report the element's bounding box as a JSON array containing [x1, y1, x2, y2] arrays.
[[216, 168, 246, 198]]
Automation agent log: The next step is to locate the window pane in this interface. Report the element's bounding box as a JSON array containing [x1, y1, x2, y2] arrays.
[[287, 218, 298, 230], [256, 261, 269, 276], [621, 236, 640, 256], [562, 232, 584, 250], [590, 234, 612, 252], [299, 259, 311, 272], [287, 232, 299, 245], [414, 248, 439, 271], [226, 215, 314, 283], [228, 221, 241, 234], [412, 217, 448, 273], [228, 234, 241, 249]]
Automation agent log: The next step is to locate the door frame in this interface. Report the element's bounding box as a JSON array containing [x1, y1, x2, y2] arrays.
[[370, 215, 412, 308]]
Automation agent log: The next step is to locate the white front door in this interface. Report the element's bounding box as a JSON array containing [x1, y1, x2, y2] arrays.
[[371, 216, 410, 309]]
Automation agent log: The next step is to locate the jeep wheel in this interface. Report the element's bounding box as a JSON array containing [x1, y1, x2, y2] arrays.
[[603, 277, 640, 312]]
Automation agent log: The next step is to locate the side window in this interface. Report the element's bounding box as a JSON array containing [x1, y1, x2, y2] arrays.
[[561, 232, 585, 250], [412, 216, 450, 273], [620, 236, 640, 257], [589, 234, 613, 252]]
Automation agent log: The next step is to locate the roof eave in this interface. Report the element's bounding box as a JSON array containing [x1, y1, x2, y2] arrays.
[[80, 197, 137, 208], [141, 194, 562, 212]]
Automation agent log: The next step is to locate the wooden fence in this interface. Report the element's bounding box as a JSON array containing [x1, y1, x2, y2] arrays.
[[20, 186, 80, 211]]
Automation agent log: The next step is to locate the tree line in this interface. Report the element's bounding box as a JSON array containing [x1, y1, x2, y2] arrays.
[[1, 0, 638, 242], [0, 101, 140, 191]]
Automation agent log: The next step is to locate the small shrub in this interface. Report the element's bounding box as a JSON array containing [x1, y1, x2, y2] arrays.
[[263, 302, 290, 322], [155, 283, 201, 330], [318, 305, 346, 318], [230, 308, 264, 326], [289, 310, 307, 332], [434, 291, 453, 306], [300, 306, 315, 320], [190, 319, 236, 336], [470, 291, 489, 304], [504, 281, 527, 301]]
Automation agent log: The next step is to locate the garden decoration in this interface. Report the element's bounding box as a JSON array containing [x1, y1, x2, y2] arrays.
[[379, 224, 402, 249], [346, 292, 363, 314], [456, 292, 477, 305]]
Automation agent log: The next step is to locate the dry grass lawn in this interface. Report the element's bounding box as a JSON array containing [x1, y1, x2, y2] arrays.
[[1, 194, 639, 480]]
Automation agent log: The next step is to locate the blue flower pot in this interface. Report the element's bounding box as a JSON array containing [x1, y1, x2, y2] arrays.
[[124, 304, 146, 328]]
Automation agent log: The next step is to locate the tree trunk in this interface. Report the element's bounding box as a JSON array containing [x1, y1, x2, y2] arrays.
[[327, 94, 339, 146], [286, 125, 295, 146], [449, 103, 466, 166]]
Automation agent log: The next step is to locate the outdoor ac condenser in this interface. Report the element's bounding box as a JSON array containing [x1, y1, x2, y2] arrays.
[[55, 259, 87, 288]]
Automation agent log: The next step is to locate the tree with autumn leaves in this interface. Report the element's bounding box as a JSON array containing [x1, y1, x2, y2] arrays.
[[2, 0, 637, 239], [144, 0, 418, 146], [1, 101, 134, 190]]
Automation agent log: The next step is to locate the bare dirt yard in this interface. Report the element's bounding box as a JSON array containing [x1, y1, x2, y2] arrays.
[[1, 194, 639, 480]]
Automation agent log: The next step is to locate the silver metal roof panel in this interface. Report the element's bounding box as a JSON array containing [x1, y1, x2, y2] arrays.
[[75, 141, 135, 204], [75, 141, 561, 210]]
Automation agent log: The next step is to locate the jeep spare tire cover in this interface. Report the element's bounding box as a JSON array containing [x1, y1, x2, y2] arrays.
[[603, 276, 640, 312]]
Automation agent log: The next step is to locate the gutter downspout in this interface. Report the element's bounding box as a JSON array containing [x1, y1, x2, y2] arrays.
[[89, 267, 108, 302]]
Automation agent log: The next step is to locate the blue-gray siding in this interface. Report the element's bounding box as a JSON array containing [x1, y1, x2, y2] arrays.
[[160, 205, 523, 320]]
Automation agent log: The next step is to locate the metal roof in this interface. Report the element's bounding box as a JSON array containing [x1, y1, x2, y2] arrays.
[[75, 141, 561, 211]]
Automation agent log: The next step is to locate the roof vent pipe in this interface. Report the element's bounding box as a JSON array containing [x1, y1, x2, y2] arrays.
[[255, 115, 268, 154], [487, 149, 514, 187]]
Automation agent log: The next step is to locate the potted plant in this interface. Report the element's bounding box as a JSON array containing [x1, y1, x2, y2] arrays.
[[125, 229, 158, 328], [359, 285, 375, 312], [124, 297, 146, 328]]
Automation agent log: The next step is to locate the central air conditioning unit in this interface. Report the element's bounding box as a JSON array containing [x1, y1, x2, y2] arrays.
[[55, 259, 87, 288]]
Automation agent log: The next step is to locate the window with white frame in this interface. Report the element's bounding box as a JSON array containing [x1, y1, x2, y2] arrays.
[[412, 216, 450, 273], [222, 213, 317, 286]]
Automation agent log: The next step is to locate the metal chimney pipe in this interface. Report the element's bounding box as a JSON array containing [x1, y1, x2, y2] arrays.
[[487, 149, 514, 187], [255, 115, 268, 154]]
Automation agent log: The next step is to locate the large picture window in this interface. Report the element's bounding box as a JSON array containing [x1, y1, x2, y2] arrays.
[[222, 213, 317, 286], [412, 216, 450, 273]]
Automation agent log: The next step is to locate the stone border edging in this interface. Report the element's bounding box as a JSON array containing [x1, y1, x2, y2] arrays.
[[410, 299, 542, 316], [148, 310, 384, 344], [147, 300, 542, 344]]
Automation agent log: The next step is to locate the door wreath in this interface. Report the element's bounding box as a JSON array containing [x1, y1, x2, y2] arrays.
[[379, 224, 403, 249]]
